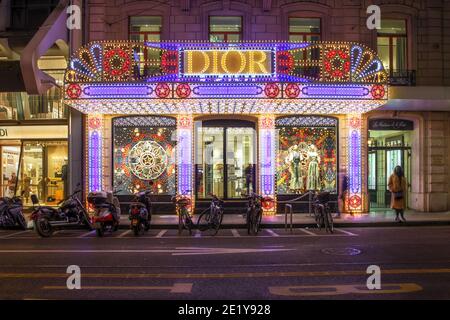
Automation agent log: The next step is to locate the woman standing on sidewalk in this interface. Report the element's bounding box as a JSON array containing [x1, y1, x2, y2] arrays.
[[388, 165, 407, 222]]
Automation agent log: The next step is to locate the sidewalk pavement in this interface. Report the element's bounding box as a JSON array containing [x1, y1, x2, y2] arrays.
[[23, 209, 450, 229], [123, 209, 450, 229]]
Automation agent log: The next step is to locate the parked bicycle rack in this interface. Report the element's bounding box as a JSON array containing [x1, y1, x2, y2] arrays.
[[280, 192, 341, 233], [279, 191, 314, 233]]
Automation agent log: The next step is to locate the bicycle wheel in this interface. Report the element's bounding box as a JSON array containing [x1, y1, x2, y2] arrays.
[[197, 209, 211, 232], [326, 209, 334, 233], [313, 206, 321, 229], [181, 209, 193, 235], [246, 208, 253, 235], [211, 208, 223, 236]]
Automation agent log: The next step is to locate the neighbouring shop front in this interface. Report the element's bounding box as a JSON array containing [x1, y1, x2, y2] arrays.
[[64, 40, 389, 214], [0, 125, 68, 205], [368, 118, 414, 211]]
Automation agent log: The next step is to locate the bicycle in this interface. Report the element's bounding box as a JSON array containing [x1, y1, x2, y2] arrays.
[[197, 194, 224, 236], [245, 193, 271, 235], [172, 194, 194, 235], [312, 191, 334, 233]]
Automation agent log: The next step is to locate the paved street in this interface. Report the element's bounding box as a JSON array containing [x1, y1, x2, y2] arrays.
[[0, 226, 449, 300]]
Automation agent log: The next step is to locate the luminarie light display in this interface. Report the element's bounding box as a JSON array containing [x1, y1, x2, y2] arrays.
[[66, 40, 388, 214]]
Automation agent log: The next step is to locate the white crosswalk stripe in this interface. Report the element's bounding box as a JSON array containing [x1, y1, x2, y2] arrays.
[[231, 229, 241, 237], [155, 229, 168, 238], [299, 228, 317, 236], [265, 229, 280, 237]]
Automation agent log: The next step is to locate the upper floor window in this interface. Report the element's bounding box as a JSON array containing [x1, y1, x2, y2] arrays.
[[209, 16, 242, 42], [129, 16, 162, 77], [289, 18, 321, 61], [377, 19, 407, 74], [129, 16, 162, 41], [288, 18, 321, 42]]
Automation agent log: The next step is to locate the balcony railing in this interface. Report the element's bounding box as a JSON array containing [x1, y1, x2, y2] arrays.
[[388, 69, 416, 86]]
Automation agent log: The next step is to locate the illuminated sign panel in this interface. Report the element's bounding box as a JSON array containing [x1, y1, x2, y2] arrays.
[[183, 50, 272, 76]]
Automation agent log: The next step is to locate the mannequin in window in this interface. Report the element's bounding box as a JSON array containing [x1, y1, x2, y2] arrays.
[[307, 152, 321, 191], [287, 145, 303, 192]]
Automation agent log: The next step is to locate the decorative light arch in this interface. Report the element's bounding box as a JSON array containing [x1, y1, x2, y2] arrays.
[[67, 40, 388, 214]]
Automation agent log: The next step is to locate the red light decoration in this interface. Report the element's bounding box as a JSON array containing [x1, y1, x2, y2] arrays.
[[260, 116, 275, 129], [276, 51, 294, 74], [88, 117, 101, 130], [371, 84, 385, 99], [178, 116, 192, 129], [176, 83, 191, 98], [161, 50, 178, 74], [262, 197, 275, 211], [103, 48, 131, 77], [264, 83, 280, 98], [284, 83, 300, 98], [155, 83, 171, 98], [323, 48, 350, 80], [66, 84, 82, 99], [349, 116, 361, 129], [348, 195, 362, 209]]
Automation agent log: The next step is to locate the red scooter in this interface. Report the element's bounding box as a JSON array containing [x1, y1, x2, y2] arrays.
[[87, 191, 121, 237]]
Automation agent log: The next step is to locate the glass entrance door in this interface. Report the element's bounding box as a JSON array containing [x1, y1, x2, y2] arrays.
[[196, 121, 255, 199]]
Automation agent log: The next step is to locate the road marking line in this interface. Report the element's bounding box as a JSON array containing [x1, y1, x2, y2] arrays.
[[231, 229, 240, 237], [0, 233, 356, 240], [269, 283, 422, 297], [118, 230, 131, 238], [299, 228, 317, 236], [155, 229, 167, 238], [1, 268, 450, 280], [334, 228, 357, 236], [265, 229, 279, 237], [43, 283, 193, 293], [78, 230, 95, 238], [0, 230, 30, 239]]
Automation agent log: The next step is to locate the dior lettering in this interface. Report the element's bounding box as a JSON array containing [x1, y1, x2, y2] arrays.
[[0, 129, 7, 137], [184, 50, 272, 75]]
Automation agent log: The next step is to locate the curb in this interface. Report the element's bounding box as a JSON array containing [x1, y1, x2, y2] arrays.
[[115, 220, 450, 230]]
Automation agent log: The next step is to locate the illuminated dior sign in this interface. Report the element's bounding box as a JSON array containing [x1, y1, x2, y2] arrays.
[[183, 50, 272, 75]]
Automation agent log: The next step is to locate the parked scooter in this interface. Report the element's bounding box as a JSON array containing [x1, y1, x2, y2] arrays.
[[129, 189, 152, 236], [31, 185, 92, 237], [0, 196, 26, 230], [87, 190, 121, 237]]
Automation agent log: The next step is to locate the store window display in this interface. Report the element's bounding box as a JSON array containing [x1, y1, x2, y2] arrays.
[[16, 141, 68, 205], [276, 116, 338, 194], [112, 116, 177, 195]]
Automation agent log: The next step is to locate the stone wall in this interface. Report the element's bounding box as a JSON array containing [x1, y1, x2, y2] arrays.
[[86, 0, 450, 86]]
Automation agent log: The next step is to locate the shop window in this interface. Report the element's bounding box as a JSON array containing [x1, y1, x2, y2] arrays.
[[129, 16, 163, 76], [209, 16, 242, 42], [15, 141, 68, 205], [1, 146, 20, 198], [288, 17, 321, 76], [112, 116, 176, 195], [276, 116, 338, 194], [0, 82, 67, 121], [377, 19, 408, 75]]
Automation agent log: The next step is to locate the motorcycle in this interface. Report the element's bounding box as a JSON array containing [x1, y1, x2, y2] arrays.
[[31, 186, 92, 237], [129, 190, 152, 236], [0, 196, 27, 230], [87, 190, 121, 237]]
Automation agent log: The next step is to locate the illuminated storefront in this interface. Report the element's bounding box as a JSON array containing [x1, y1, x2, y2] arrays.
[[0, 125, 68, 205], [64, 40, 388, 214]]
